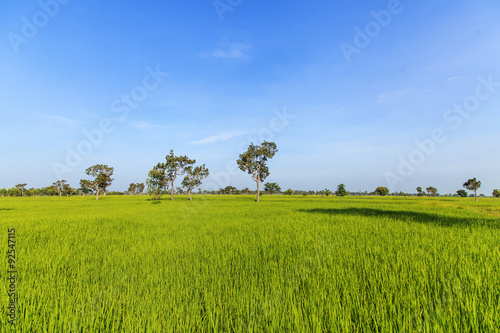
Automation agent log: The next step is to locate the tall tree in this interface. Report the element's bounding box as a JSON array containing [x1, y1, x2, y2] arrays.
[[85, 164, 114, 200], [426, 187, 438, 197], [463, 178, 481, 202], [264, 182, 281, 195], [164, 150, 195, 201], [53, 180, 67, 197], [237, 141, 278, 202], [15, 183, 27, 197], [335, 184, 348, 197], [416, 187, 425, 196], [128, 183, 137, 195], [62, 184, 74, 197], [79, 179, 94, 196], [136, 183, 145, 195], [181, 165, 209, 201], [146, 163, 169, 200]]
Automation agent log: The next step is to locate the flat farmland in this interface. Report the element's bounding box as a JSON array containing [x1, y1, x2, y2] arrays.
[[1, 196, 499, 332]]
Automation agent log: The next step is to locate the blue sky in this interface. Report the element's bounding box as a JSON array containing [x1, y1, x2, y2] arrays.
[[1, 0, 499, 194]]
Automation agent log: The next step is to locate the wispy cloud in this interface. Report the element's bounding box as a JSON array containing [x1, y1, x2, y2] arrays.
[[446, 76, 461, 81], [202, 42, 252, 60], [42, 114, 89, 127], [128, 121, 152, 130], [190, 131, 246, 145]]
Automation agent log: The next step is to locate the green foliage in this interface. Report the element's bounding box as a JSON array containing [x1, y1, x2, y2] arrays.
[[164, 150, 196, 201], [85, 164, 114, 200], [264, 182, 281, 195], [128, 183, 137, 194], [463, 178, 481, 202], [284, 189, 293, 196], [0, 196, 499, 331], [15, 183, 27, 196], [416, 187, 424, 196], [136, 183, 145, 195], [456, 190, 468, 198], [182, 165, 210, 200], [375, 187, 389, 196], [237, 141, 278, 202], [335, 184, 348, 197], [426, 186, 438, 196], [53, 180, 67, 197], [146, 163, 169, 200], [79, 179, 94, 196], [493, 189, 500, 198]]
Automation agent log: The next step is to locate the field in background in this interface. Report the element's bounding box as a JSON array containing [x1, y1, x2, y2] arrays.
[[1, 195, 499, 332]]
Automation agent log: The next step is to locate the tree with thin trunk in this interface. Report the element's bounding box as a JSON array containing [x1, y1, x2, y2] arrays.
[[146, 163, 169, 200], [85, 164, 114, 200], [53, 180, 67, 197], [164, 150, 195, 201], [62, 184, 74, 197], [416, 187, 424, 196], [15, 183, 27, 197], [463, 178, 481, 202], [79, 179, 94, 196], [182, 165, 209, 201], [128, 183, 137, 195], [426, 186, 438, 197], [237, 141, 278, 202], [136, 183, 145, 195]]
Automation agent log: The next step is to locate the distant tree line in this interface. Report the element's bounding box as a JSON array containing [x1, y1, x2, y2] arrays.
[[1, 142, 498, 202]]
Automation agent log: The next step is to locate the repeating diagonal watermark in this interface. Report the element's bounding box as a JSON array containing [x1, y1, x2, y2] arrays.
[[213, 0, 243, 21], [385, 74, 500, 191], [7, 0, 71, 54], [340, 0, 410, 63], [52, 65, 168, 180], [204, 107, 296, 193]]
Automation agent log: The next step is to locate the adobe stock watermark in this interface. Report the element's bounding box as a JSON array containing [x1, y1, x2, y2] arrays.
[[384, 74, 499, 191], [339, 0, 410, 63], [7, 0, 71, 55], [213, 0, 243, 21], [52, 65, 168, 180], [205, 107, 296, 193]]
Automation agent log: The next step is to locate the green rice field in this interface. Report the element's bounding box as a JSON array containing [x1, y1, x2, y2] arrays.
[[1, 195, 499, 332]]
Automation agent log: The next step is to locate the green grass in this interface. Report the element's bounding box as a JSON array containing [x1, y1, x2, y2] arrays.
[[1, 195, 499, 332]]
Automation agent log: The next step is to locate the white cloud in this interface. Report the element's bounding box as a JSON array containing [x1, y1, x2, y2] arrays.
[[42, 114, 89, 127], [190, 131, 246, 145], [128, 121, 152, 130], [202, 42, 252, 60]]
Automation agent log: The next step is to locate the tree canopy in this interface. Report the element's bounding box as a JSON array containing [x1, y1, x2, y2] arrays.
[[463, 178, 481, 202], [182, 164, 209, 201], [164, 150, 195, 201], [237, 141, 278, 202], [336, 184, 348, 197], [375, 187, 389, 196], [85, 164, 114, 200], [146, 163, 169, 200]]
